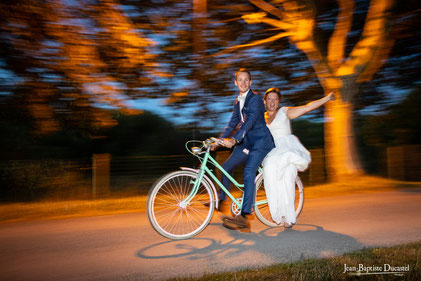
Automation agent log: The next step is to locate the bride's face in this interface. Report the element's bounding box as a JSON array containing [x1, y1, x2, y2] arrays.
[[265, 92, 280, 112]]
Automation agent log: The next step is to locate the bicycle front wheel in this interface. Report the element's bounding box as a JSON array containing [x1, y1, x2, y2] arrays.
[[254, 173, 304, 227], [147, 170, 215, 240]]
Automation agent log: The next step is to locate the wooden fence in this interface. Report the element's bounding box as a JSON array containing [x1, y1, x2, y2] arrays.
[[4, 145, 419, 201]]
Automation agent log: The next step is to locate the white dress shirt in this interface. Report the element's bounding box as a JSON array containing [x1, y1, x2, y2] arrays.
[[237, 89, 250, 122]]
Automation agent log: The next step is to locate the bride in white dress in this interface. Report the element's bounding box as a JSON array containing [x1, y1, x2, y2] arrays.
[[262, 88, 335, 228]]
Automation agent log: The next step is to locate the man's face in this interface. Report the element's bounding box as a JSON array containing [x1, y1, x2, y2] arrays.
[[234, 71, 252, 94]]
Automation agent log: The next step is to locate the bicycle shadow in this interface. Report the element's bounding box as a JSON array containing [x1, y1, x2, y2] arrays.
[[136, 223, 363, 266]]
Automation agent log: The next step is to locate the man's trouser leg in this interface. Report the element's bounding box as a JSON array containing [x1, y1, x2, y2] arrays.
[[219, 146, 247, 201], [241, 149, 270, 215]]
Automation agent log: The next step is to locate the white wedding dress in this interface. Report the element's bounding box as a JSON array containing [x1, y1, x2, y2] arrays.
[[263, 107, 311, 225]]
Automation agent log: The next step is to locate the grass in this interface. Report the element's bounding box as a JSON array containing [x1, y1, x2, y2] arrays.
[[169, 242, 421, 281], [0, 175, 420, 223], [0, 197, 147, 223], [303, 175, 421, 199]]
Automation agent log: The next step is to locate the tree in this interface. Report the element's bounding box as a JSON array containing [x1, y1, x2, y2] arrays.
[[212, 0, 418, 180], [0, 0, 166, 136], [1, 0, 419, 180]]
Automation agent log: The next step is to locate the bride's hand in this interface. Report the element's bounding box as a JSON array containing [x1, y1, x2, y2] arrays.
[[327, 92, 336, 101]]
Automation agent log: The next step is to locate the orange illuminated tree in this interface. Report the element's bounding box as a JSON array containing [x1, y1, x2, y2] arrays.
[[217, 0, 396, 180], [0, 0, 166, 135]]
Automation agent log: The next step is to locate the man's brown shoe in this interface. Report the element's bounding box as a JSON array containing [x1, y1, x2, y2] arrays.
[[222, 215, 250, 231]]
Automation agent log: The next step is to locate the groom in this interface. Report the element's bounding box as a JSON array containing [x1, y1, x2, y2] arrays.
[[218, 68, 275, 231]]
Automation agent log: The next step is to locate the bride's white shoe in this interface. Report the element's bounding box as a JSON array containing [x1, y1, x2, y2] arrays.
[[281, 216, 293, 228], [283, 222, 293, 228]]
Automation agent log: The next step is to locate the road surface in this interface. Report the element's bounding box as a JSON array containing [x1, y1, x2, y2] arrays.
[[1, 190, 420, 280]]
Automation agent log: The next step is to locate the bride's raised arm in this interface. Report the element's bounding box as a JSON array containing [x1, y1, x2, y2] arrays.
[[286, 92, 335, 120]]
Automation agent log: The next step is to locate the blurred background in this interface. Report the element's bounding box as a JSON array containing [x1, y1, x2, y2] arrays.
[[0, 0, 419, 202]]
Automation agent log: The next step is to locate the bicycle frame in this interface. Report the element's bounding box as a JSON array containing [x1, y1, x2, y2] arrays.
[[147, 140, 305, 240], [183, 144, 268, 210]]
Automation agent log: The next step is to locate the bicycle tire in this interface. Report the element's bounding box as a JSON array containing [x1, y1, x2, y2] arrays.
[[147, 170, 215, 240], [254, 172, 304, 227]]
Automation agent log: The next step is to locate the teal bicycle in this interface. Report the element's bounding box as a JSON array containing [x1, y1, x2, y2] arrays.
[[147, 138, 304, 240]]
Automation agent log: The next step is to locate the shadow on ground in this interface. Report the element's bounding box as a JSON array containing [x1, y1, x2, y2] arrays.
[[136, 224, 362, 264]]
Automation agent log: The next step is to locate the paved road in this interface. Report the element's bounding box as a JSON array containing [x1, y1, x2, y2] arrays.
[[1, 190, 420, 280]]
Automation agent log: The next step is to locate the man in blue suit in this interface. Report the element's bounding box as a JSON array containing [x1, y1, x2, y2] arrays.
[[218, 68, 275, 231]]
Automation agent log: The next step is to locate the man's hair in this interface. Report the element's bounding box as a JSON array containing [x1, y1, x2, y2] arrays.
[[235, 68, 252, 81], [264, 87, 282, 102]]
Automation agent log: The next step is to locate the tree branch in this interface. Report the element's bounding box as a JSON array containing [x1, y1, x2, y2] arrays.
[[357, 5, 420, 81], [242, 12, 293, 29], [249, 0, 285, 19], [213, 32, 290, 57], [357, 36, 394, 82], [327, 0, 354, 72], [242, 1, 336, 92], [337, 0, 394, 78]]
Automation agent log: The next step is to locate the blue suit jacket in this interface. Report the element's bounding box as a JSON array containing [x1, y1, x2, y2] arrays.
[[220, 90, 274, 152]]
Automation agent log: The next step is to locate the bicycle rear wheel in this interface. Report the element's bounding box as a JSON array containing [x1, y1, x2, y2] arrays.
[[147, 170, 215, 240], [254, 173, 304, 227]]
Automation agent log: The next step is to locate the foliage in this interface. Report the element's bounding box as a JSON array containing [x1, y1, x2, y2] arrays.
[[0, 0, 166, 135], [291, 119, 324, 149], [355, 87, 421, 173], [0, 0, 419, 133], [0, 103, 209, 159], [0, 109, 207, 201], [0, 159, 90, 202], [361, 87, 421, 147], [356, 87, 421, 149], [103, 110, 209, 156], [0, 0, 420, 182]]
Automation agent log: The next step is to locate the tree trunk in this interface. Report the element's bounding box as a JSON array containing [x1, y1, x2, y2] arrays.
[[296, 43, 364, 181], [324, 92, 363, 181], [227, 0, 394, 181]]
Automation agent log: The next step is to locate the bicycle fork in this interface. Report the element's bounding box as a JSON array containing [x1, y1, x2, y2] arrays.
[[181, 149, 211, 207]]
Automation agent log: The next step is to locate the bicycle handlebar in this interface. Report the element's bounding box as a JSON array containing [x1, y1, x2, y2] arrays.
[[209, 137, 224, 146], [186, 138, 223, 156]]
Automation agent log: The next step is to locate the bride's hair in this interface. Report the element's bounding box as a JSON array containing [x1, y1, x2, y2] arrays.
[[264, 87, 282, 102]]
